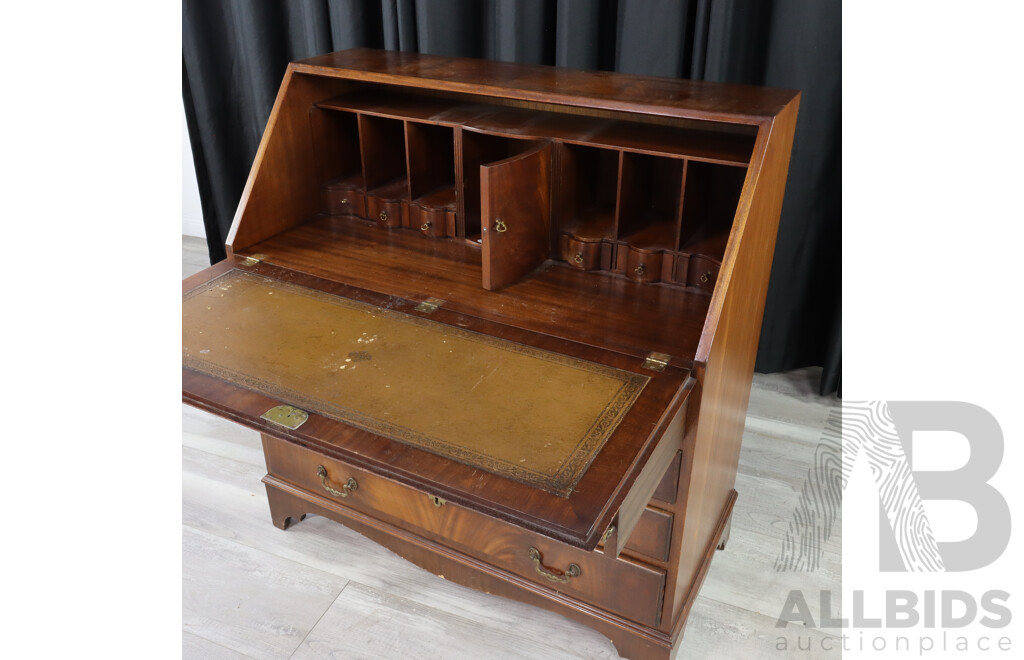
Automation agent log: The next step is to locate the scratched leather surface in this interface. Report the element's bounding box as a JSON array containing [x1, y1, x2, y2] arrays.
[[183, 270, 647, 495]]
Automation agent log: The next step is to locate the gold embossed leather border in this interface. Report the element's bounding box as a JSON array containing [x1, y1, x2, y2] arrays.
[[183, 271, 648, 496]]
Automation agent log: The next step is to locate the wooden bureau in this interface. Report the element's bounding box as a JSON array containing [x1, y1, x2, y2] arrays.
[[182, 48, 798, 659]]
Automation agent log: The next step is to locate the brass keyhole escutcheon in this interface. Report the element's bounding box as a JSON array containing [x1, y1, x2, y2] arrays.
[[429, 494, 447, 508], [634, 263, 647, 277], [700, 270, 713, 283], [420, 221, 432, 231], [379, 210, 389, 224], [494, 218, 508, 233], [573, 253, 584, 265]]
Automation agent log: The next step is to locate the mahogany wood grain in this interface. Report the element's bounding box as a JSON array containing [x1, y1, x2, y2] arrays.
[[608, 398, 687, 559], [651, 451, 682, 505], [315, 89, 755, 167], [405, 122, 456, 201], [665, 97, 800, 628], [481, 143, 552, 290], [225, 72, 356, 254], [233, 217, 713, 362], [263, 479, 680, 660], [294, 48, 796, 125], [262, 436, 665, 626], [618, 506, 674, 564]]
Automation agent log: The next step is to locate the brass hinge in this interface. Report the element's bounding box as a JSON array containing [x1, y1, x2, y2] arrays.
[[261, 405, 309, 430], [239, 253, 267, 267], [642, 352, 671, 372], [415, 297, 445, 313], [601, 525, 616, 545]]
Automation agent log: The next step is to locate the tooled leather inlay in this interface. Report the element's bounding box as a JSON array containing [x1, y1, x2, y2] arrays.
[[183, 270, 648, 496]]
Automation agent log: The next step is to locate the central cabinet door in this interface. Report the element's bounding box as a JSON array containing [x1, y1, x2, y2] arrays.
[[480, 142, 552, 291]]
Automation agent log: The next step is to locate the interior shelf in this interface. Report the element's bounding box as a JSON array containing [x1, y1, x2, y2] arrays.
[[317, 90, 755, 166], [367, 176, 409, 199], [414, 186, 456, 209], [620, 218, 678, 252]]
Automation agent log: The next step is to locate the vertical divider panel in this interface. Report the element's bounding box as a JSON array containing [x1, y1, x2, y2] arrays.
[[612, 151, 629, 272], [454, 128, 465, 238], [673, 161, 688, 252]]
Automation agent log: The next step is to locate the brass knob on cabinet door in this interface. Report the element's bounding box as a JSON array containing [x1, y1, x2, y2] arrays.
[[379, 210, 389, 224], [494, 218, 507, 233]]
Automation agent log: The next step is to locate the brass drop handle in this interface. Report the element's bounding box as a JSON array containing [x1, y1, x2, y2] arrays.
[[494, 218, 507, 233], [317, 465, 358, 498], [528, 547, 581, 584], [634, 263, 647, 277], [340, 198, 349, 204], [379, 210, 389, 224], [420, 221, 432, 231], [572, 253, 584, 265], [700, 270, 713, 283]]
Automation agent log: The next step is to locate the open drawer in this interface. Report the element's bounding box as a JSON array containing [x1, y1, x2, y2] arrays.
[[182, 257, 693, 551]]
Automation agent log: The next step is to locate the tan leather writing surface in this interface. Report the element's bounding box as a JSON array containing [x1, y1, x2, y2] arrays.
[[183, 270, 647, 495]]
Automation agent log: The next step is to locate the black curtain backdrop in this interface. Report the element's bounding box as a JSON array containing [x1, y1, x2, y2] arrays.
[[183, 0, 840, 395]]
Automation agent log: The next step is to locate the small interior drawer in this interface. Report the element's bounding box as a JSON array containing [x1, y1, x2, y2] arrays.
[[322, 186, 366, 217], [624, 246, 663, 283], [561, 235, 603, 271], [366, 196, 406, 229], [409, 204, 452, 239], [687, 256, 720, 292], [262, 433, 666, 627]]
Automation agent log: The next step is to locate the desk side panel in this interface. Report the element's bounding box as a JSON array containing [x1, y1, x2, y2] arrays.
[[226, 69, 359, 254], [664, 97, 800, 628]]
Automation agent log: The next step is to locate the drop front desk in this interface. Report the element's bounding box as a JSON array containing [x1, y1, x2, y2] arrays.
[[182, 48, 799, 660]]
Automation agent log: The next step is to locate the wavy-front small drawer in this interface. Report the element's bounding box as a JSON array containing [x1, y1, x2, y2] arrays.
[[262, 434, 666, 627]]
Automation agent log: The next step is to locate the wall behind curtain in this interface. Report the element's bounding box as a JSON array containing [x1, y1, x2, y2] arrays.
[[183, 0, 840, 394]]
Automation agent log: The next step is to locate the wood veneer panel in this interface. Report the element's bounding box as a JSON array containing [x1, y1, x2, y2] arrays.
[[665, 97, 800, 628], [226, 72, 357, 253], [234, 216, 711, 361], [295, 49, 796, 124], [481, 143, 552, 290]]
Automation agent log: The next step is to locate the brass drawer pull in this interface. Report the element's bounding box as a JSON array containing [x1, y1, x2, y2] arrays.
[[420, 221, 432, 231], [634, 263, 646, 277], [316, 465, 358, 498], [379, 210, 389, 224], [528, 547, 581, 584], [572, 253, 584, 265], [494, 218, 507, 233], [700, 270, 714, 283]]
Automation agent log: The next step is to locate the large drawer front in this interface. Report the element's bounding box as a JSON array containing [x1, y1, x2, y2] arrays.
[[262, 434, 666, 627]]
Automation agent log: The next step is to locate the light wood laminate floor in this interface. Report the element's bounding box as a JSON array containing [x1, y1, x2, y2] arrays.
[[182, 235, 841, 659]]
